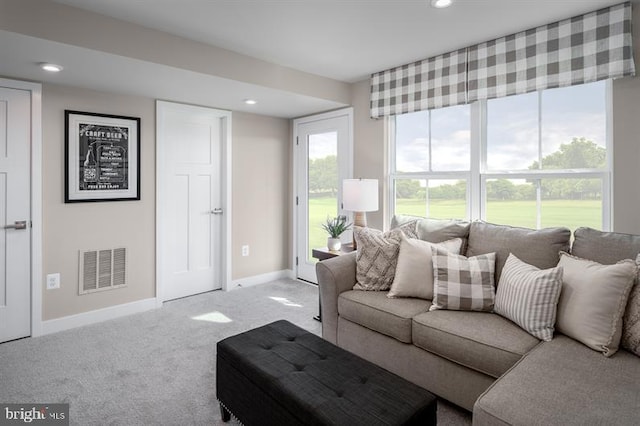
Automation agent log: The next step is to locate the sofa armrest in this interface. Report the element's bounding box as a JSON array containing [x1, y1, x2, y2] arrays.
[[316, 251, 357, 343]]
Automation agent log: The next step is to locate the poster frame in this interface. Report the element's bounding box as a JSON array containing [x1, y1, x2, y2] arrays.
[[64, 110, 140, 203]]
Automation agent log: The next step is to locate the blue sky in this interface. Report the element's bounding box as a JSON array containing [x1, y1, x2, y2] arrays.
[[395, 80, 606, 172]]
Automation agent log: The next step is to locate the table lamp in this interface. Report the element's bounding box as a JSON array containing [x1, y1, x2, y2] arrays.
[[343, 178, 379, 249]]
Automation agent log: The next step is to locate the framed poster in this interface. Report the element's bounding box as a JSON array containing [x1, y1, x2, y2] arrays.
[[65, 110, 140, 202]]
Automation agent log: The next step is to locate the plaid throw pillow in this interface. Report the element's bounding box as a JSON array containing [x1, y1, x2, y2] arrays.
[[353, 221, 418, 291], [494, 254, 563, 341], [430, 247, 496, 312]]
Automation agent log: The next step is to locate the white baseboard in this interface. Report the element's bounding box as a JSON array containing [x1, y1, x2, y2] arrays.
[[227, 269, 295, 291], [40, 297, 158, 336]]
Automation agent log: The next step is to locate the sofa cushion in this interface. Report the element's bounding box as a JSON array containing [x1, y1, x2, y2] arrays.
[[412, 310, 539, 378], [556, 252, 636, 356], [353, 222, 418, 291], [388, 236, 463, 300], [391, 215, 470, 251], [430, 248, 496, 312], [466, 221, 570, 283], [494, 254, 564, 341], [473, 335, 640, 426], [338, 290, 430, 343], [571, 227, 640, 264]]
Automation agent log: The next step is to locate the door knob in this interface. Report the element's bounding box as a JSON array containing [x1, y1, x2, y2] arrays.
[[4, 220, 27, 230], [211, 208, 223, 215]]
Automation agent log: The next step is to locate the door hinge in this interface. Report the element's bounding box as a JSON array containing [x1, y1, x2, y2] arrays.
[[296, 256, 299, 266], [296, 136, 299, 145], [296, 196, 299, 206]]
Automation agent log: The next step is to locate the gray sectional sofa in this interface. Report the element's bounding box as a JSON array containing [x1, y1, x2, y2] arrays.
[[316, 217, 640, 425]]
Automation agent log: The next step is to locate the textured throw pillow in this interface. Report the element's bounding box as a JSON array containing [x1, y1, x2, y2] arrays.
[[621, 254, 640, 356], [494, 254, 563, 341], [388, 236, 463, 300], [556, 252, 637, 357], [430, 247, 496, 312], [353, 221, 418, 291]]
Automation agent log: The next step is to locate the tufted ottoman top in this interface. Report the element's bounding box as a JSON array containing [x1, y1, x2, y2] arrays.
[[217, 320, 436, 425]]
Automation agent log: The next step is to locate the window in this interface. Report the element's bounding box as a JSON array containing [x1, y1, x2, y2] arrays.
[[391, 105, 470, 219], [390, 80, 610, 231]]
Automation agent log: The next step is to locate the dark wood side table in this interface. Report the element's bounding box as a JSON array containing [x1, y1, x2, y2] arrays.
[[311, 244, 355, 321]]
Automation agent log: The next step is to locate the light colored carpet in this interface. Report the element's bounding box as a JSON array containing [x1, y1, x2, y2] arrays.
[[0, 279, 471, 425]]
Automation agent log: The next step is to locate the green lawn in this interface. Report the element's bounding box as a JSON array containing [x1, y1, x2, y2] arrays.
[[307, 197, 601, 257], [395, 198, 601, 230]]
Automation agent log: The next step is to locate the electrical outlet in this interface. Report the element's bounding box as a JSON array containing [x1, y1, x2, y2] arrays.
[[241, 245, 249, 257], [46, 273, 60, 290]]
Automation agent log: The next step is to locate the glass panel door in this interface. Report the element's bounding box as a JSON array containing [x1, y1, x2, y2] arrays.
[[295, 110, 352, 283], [307, 132, 338, 261]]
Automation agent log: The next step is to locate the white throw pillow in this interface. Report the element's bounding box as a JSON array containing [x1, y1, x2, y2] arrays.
[[494, 254, 563, 341], [388, 236, 462, 300], [556, 252, 637, 356]]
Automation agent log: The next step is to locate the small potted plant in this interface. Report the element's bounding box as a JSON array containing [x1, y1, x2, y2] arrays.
[[321, 215, 352, 251]]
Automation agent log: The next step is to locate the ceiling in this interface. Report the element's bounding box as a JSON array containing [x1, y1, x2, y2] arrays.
[[1, 0, 624, 117]]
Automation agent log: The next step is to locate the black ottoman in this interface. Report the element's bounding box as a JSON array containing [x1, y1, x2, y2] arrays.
[[216, 320, 436, 425]]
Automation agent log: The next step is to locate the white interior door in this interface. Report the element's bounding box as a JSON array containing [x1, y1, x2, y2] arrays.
[[0, 87, 31, 343], [295, 109, 352, 283], [157, 102, 228, 301]]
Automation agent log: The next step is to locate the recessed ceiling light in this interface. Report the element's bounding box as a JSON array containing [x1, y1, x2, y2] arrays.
[[244, 99, 257, 105], [431, 0, 452, 8], [40, 63, 63, 72]]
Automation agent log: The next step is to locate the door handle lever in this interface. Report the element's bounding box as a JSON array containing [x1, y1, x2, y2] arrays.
[[4, 220, 27, 230], [211, 208, 223, 215]]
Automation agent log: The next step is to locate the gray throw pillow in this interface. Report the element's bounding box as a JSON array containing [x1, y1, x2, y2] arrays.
[[621, 254, 640, 357]]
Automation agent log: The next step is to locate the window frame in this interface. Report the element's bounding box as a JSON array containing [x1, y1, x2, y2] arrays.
[[388, 80, 612, 231]]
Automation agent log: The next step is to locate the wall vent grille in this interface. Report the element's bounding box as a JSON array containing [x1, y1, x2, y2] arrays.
[[79, 247, 127, 294]]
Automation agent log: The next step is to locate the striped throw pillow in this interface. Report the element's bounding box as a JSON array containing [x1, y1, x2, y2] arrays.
[[430, 247, 496, 312], [495, 254, 564, 341]]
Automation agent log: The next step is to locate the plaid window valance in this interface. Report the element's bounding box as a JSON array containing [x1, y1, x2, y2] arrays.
[[370, 49, 467, 118], [467, 2, 635, 102], [370, 2, 635, 118]]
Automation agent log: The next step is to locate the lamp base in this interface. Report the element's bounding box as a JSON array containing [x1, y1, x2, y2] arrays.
[[352, 211, 367, 249]]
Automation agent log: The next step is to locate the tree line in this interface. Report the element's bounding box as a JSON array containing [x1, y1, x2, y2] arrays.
[[308, 137, 604, 201]]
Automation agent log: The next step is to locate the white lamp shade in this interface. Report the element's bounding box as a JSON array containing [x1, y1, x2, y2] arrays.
[[343, 179, 379, 212]]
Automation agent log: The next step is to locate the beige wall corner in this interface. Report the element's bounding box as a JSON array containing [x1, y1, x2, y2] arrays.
[[42, 83, 156, 321], [612, 75, 640, 234], [232, 112, 291, 279], [612, 2, 640, 234], [351, 79, 386, 230]]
